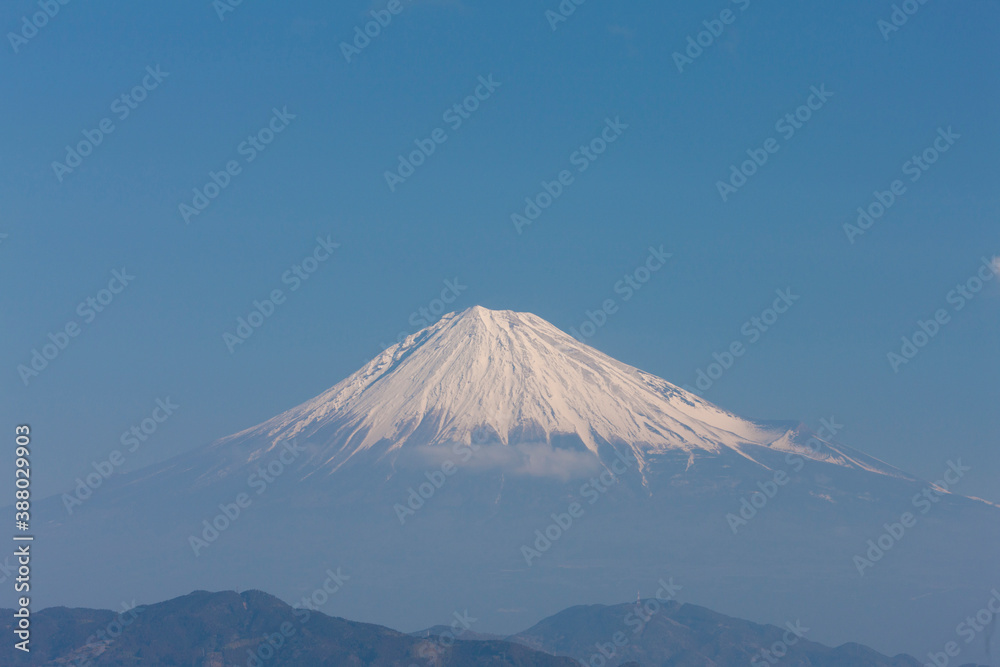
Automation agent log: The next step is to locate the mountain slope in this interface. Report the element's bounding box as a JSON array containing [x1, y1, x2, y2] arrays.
[[201, 306, 908, 482], [510, 600, 932, 667]]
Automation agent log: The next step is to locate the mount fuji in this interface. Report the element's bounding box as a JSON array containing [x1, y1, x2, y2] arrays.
[[214, 305, 906, 481], [28, 307, 1000, 661]]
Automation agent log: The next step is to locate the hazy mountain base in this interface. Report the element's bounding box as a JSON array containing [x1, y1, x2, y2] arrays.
[[27, 442, 1000, 663]]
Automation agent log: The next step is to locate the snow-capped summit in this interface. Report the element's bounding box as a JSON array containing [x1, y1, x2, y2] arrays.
[[219, 306, 901, 478]]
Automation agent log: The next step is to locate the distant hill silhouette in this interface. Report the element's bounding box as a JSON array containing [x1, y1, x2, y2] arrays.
[[510, 599, 989, 667], [5, 589, 991, 666], [0, 590, 578, 666]]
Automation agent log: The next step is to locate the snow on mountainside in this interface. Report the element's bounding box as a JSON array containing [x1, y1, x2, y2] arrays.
[[211, 307, 906, 480]]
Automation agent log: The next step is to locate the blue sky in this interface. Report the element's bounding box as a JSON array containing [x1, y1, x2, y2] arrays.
[[2, 0, 998, 503]]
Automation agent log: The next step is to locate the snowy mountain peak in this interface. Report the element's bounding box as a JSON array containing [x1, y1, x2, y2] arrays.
[[223, 307, 902, 478]]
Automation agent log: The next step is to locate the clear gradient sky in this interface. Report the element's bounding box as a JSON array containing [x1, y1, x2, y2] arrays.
[[2, 0, 998, 504]]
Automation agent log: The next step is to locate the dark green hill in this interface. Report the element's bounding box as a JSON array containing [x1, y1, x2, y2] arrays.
[[0, 590, 578, 666]]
